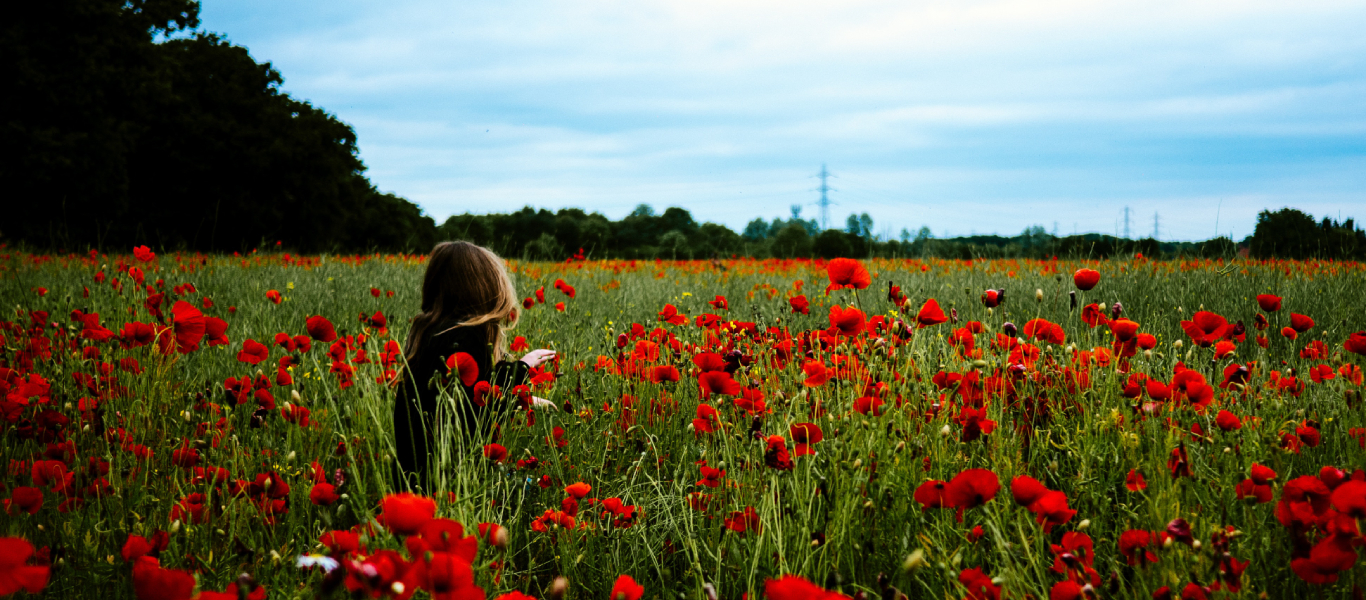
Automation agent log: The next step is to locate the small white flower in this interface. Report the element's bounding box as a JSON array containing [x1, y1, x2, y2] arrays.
[[296, 554, 339, 572]]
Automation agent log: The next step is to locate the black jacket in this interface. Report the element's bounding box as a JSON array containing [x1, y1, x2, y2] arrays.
[[392, 322, 528, 491]]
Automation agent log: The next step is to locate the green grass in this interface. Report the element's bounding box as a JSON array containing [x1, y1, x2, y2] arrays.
[[2, 250, 1365, 599]]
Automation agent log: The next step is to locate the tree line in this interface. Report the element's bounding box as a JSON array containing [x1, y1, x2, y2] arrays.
[[436, 205, 1366, 262]]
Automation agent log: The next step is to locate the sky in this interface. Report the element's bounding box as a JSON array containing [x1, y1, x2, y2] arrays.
[[198, 0, 1366, 242]]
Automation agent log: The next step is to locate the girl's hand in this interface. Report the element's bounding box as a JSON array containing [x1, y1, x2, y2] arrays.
[[531, 396, 557, 411], [520, 349, 556, 368]]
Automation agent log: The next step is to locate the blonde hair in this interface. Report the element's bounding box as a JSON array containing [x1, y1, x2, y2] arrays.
[[406, 241, 518, 364]]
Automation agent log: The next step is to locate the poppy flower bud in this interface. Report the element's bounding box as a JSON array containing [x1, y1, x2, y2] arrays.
[[940, 424, 952, 437], [1111, 302, 1123, 320], [1069, 290, 1076, 310], [616, 333, 628, 349], [494, 526, 510, 549], [1172, 340, 1183, 349], [1036, 289, 1044, 302], [548, 577, 569, 600], [1003, 322, 1018, 338], [1098, 303, 1107, 315], [170, 520, 182, 533], [291, 390, 302, 403]]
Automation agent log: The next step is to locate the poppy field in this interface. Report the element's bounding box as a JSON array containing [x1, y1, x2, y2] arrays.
[[4, 247, 1366, 600]]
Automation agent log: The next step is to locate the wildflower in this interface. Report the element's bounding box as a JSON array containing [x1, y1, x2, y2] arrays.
[[1073, 268, 1100, 291], [915, 299, 948, 328], [306, 315, 338, 342], [826, 258, 871, 292], [790, 423, 823, 456], [603, 575, 644, 600], [1256, 294, 1282, 312], [377, 493, 437, 536]]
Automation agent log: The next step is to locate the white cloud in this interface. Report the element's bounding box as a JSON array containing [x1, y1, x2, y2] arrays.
[[201, 0, 1366, 241]]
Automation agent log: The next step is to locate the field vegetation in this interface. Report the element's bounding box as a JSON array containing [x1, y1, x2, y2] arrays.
[[2, 248, 1366, 600]]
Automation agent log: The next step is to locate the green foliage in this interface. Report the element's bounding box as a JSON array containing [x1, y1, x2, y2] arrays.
[[2, 0, 436, 253], [1248, 208, 1366, 260]]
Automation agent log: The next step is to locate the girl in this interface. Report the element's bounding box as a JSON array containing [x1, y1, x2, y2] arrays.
[[393, 241, 555, 491]]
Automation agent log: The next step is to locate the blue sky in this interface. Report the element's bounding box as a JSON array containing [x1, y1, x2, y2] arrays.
[[199, 0, 1365, 242]]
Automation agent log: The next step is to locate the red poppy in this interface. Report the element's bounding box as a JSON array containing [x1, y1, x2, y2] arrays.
[[827, 305, 866, 337], [483, 444, 508, 462], [1290, 313, 1315, 333], [133, 245, 156, 262], [1073, 268, 1100, 291], [646, 365, 680, 383], [914, 480, 949, 510], [446, 352, 479, 387], [789, 295, 810, 315], [565, 482, 592, 499], [945, 469, 999, 510], [510, 336, 530, 352], [1256, 294, 1282, 312], [764, 435, 793, 470], [610, 575, 644, 600], [1023, 319, 1065, 345], [131, 556, 194, 600], [0, 538, 48, 596], [692, 352, 726, 372], [554, 278, 576, 298], [1214, 410, 1242, 431], [1180, 311, 1231, 347], [1280, 326, 1298, 341], [790, 423, 823, 456], [170, 301, 205, 354], [723, 507, 762, 535], [1333, 330, 1366, 356], [204, 317, 229, 347], [555, 301, 566, 312], [708, 295, 728, 309], [1080, 303, 1109, 328], [658, 304, 688, 325], [1125, 469, 1147, 492], [1032, 491, 1076, 532], [1010, 476, 1048, 507], [306, 316, 338, 342], [981, 289, 1003, 308], [698, 371, 741, 398], [1331, 481, 1366, 518], [1118, 530, 1158, 566], [765, 575, 851, 600], [236, 339, 269, 365], [802, 361, 829, 387], [1136, 333, 1157, 350], [7, 488, 42, 515], [1110, 319, 1139, 342], [309, 483, 339, 506], [826, 258, 871, 292], [959, 567, 1001, 600], [378, 493, 437, 536], [266, 290, 282, 304], [916, 299, 948, 328]]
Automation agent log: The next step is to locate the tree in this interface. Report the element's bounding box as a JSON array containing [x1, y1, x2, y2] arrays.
[[1248, 208, 1365, 260], [771, 224, 812, 258], [742, 218, 770, 241], [2, 1, 437, 252]]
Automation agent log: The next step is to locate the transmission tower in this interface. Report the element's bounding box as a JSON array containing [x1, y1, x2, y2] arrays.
[[1123, 206, 1131, 239], [815, 164, 834, 231], [1153, 212, 1160, 240]]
